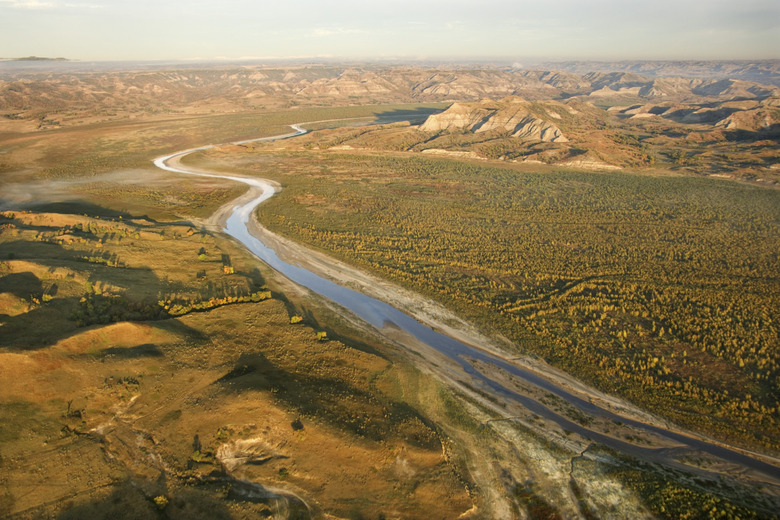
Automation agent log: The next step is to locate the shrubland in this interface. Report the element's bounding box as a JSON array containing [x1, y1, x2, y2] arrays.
[[193, 147, 780, 454]]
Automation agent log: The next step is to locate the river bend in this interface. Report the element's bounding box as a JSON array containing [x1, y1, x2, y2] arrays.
[[153, 125, 780, 485]]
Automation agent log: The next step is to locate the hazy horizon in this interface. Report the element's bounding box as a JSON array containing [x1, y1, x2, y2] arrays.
[[1, 0, 778, 63]]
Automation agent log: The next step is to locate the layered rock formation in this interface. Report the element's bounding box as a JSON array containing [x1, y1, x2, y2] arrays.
[[608, 96, 779, 132], [420, 97, 569, 143], [714, 97, 779, 131]]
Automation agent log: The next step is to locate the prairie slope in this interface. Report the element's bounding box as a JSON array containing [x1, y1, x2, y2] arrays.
[[0, 210, 473, 519]]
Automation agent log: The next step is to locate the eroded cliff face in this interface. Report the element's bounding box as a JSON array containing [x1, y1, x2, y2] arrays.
[[420, 97, 569, 142], [714, 97, 780, 131], [606, 96, 780, 132], [3, 62, 778, 131]]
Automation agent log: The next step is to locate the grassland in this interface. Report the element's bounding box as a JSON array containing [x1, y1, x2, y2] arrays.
[[0, 103, 444, 196], [284, 97, 778, 185], [2, 93, 778, 518], [0, 208, 479, 519], [0, 104, 481, 518], [184, 142, 780, 455]]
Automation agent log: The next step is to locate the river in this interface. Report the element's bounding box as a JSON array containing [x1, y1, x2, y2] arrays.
[[153, 125, 780, 486]]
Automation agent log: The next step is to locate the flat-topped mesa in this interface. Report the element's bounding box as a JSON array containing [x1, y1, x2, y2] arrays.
[[420, 96, 568, 143]]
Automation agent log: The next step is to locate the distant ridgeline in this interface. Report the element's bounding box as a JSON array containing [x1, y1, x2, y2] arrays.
[[6, 56, 69, 61]]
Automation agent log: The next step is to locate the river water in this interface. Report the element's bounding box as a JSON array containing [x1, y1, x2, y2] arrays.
[[154, 126, 780, 483]]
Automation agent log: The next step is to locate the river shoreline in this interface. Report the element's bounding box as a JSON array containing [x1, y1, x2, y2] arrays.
[[154, 124, 780, 493]]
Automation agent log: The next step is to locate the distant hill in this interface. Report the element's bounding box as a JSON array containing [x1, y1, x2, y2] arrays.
[[7, 56, 69, 61], [533, 60, 780, 87], [2, 63, 779, 129], [420, 97, 569, 142]]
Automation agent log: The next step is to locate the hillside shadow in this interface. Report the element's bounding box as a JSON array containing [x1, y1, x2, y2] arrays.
[[661, 106, 741, 124], [0, 238, 183, 291], [0, 235, 207, 350], [56, 479, 238, 520], [0, 271, 43, 299], [27, 200, 134, 219], [372, 106, 447, 125], [270, 292, 386, 360], [101, 343, 164, 358], [723, 123, 780, 142], [0, 294, 206, 350], [215, 350, 440, 449], [1, 197, 169, 227]]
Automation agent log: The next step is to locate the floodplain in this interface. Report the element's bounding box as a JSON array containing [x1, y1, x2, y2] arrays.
[[1, 62, 779, 519]]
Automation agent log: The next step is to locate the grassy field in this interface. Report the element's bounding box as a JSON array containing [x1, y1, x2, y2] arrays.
[[2, 100, 778, 518], [186, 143, 780, 455], [0, 208, 478, 519], [0, 103, 446, 220], [0, 105, 480, 518]]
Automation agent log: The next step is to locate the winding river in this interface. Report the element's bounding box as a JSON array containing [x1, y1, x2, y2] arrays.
[[154, 125, 780, 485]]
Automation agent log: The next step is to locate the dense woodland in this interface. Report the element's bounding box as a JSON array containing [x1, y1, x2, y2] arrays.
[[252, 152, 780, 452]]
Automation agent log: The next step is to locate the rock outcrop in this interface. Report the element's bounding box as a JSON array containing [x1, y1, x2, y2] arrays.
[[714, 97, 780, 131], [3, 62, 779, 130], [607, 97, 779, 131], [420, 97, 568, 143], [692, 79, 780, 99]]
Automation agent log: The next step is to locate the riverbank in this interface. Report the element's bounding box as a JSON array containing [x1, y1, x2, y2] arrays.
[[155, 124, 780, 506]]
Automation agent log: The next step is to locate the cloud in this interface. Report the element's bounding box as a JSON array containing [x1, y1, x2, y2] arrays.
[[64, 2, 103, 8], [1, 0, 103, 9], [312, 27, 366, 37], [1, 0, 56, 9]]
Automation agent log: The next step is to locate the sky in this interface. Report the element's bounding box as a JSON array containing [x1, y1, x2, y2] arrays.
[[1, 0, 778, 62]]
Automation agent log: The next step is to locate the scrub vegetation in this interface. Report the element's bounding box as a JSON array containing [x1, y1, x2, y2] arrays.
[[2, 60, 778, 518], [0, 208, 473, 519], [234, 150, 780, 453]]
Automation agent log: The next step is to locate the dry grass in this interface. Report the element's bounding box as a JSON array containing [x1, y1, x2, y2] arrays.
[[0, 209, 473, 519]]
